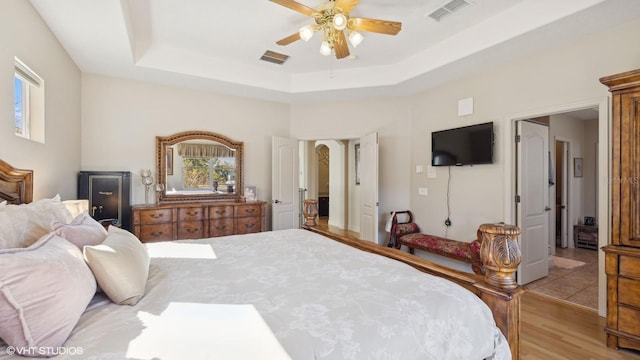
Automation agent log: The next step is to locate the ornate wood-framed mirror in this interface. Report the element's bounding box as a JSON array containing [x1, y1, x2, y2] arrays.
[[156, 131, 244, 202]]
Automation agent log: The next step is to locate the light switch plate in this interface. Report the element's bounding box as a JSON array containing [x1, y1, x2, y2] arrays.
[[427, 165, 436, 179], [416, 165, 424, 174], [418, 187, 428, 196]]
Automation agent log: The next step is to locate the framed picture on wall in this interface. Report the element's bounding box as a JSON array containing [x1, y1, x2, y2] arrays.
[[355, 143, 361, 185], [166, 147, 174, 175], [574, 157, 583, 177]]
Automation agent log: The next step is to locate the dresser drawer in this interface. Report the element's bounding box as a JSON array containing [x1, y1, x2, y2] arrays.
[[177, 221, 205, 239], [619, 277, 640, 308], [620, 256, 640, 278], [178, 207, 205, 222], [235, 204, 262, 218], [619, 306, 640, 336], [236, 216, 261, 234], [209, 206, 234, 219], [209, 218, 234, 237], [139, 209, 173, 224], [139, 223, 173, 242]]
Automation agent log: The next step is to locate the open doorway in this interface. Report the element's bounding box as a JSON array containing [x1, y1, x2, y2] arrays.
[[300, 139, 360, 240], [523, 108, 600, 310]]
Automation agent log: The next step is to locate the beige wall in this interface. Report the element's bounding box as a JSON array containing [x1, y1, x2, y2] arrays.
[[0, 1, 81, 200], [408, 17, 640, 241], [80, 74, 290, 226]]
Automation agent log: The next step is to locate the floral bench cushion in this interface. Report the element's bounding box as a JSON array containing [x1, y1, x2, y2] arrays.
[[399, 233, 481, 261]]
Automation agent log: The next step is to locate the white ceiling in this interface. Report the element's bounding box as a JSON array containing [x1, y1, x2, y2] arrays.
[[29, 0, 640, 103]]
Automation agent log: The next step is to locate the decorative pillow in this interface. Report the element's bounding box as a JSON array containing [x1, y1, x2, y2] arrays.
[[0, 233, 96, 357], [83, 226, 149, 305], [53, 212, 107, 249], [0, 200, 6, 206], [0, 195, 73, 249]]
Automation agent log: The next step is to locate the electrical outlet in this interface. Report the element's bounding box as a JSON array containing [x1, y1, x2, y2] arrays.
[[418, 187, 428, 196], [416, 165, 424, 174]]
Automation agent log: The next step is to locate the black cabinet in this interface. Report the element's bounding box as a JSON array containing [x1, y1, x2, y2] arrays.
[[78, 171, 131, 230], [319, 196, 329, 217]]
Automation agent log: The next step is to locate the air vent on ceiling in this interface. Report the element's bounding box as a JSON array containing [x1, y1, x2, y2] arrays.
[[426, 0, 473, 22], [260, 50, 289, 65]]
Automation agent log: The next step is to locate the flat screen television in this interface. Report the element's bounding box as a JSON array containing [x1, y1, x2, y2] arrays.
[[431, 122, 494, 166]]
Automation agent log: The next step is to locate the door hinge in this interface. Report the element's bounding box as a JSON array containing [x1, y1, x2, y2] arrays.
[[515, 134, 521, 143], [515, 195, 521, 203]]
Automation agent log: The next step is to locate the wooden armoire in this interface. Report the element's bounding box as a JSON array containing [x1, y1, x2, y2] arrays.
[[600, 69, 640, 351]]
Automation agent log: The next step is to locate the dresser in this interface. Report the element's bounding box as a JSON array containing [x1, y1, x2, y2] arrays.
[[600, 68, 640, 351], [131, 201, 265, 242]]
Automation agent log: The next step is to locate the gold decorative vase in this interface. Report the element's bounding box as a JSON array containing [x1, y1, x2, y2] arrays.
[[303, 199, 319, 226], [478, 223, 522, 290]]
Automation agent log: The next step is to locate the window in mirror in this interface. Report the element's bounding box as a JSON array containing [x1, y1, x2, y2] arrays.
[[181, 157, 236, 193]]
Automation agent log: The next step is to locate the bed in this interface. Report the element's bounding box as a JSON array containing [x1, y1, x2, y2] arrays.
[[0, 159, 524, 359]]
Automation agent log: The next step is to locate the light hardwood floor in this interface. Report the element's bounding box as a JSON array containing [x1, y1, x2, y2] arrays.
[[521, 292, 640, 359]]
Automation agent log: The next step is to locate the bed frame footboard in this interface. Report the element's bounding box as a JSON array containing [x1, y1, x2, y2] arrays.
[[304, 224, 524, 360]]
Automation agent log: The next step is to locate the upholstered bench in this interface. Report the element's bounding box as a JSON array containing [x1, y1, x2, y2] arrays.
[[389, 211, 484, 275]]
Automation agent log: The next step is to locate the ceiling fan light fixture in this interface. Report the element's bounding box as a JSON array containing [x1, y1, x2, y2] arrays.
[[299, 25, 315, 42], [333, 13, 347, 30], [348, 30, 364, 48], [320, 40, 332, 56]]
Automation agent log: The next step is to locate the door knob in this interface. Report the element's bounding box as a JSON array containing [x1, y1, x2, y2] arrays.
[[274, 200, 281, 204], [545, 206, 552, 211]]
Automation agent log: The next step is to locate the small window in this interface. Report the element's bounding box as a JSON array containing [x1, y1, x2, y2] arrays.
[[14, 57, 45, 143]]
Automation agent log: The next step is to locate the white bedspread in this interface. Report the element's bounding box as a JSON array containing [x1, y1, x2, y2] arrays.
[[1, 229, 510, 360]]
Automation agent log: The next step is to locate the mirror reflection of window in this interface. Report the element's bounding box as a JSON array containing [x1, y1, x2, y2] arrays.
[[181, 157, 235, 193]]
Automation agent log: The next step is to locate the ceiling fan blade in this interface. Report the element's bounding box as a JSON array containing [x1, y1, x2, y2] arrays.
[[334, 0, 360, 14], [348, 17, 402, 35], [269, 0, 316, 17], [276, 32, 301, 45], [334, 31, 350, 59]]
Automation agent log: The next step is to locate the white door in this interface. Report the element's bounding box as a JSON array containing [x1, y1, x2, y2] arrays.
[[517, 121, 550, 285], [272, 136, 299, 230], [359, 132, 379, 243]]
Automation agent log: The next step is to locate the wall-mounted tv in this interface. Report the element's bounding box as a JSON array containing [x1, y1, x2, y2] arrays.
[[431, 122, 494, 166]]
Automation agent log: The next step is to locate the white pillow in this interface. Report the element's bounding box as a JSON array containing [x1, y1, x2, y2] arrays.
[[83, 226, 150, 305], [0, 195, 73, 249], [0, 233, 96, 356], [61, 199, 89, 219]]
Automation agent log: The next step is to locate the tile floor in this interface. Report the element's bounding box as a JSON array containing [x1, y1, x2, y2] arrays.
[[526, 246, 599, 310]]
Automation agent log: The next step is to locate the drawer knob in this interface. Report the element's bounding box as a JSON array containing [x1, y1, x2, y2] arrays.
[[187, 228, 199, 233], [245, 223, 255, 228], [150, 231, 163, 236], [215, 210, 226, 214], [215, 226, 227, 230], [150, 213, 164, 219], [245, 209, 255, 213], [187, 211, 198, 216]]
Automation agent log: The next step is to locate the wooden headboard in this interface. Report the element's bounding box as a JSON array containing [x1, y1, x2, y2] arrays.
[[0, 159, 33, 204]]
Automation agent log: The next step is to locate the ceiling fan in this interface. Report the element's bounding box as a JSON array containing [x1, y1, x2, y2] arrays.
[[270, 0, 402, 59]]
